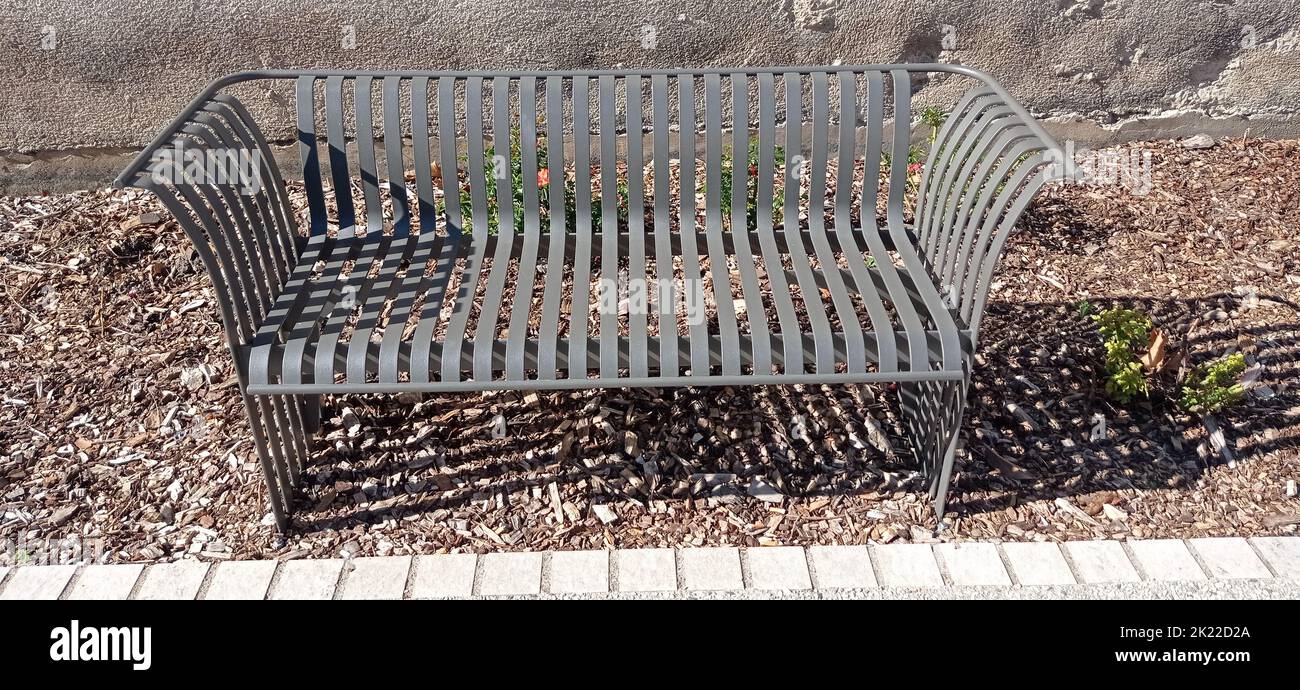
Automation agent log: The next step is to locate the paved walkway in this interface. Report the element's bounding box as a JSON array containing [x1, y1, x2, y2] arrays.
[[1, 536, 1296, 600]]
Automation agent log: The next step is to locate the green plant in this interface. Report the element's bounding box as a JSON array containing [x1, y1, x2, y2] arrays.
[[1076, 299, 1095, 318], [920, 106, 947, 147], [439, 123, 629, 235], [703, 139, 787, 230], [1179, 353, 1247, 413], [1094, 307, 1154, 403]]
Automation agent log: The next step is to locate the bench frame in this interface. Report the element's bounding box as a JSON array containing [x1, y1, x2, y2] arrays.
[[116, 65, 1062, 531]]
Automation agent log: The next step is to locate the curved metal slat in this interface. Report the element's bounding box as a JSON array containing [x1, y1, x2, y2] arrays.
[[703, 73, 741, 376], [295, 76, 328, 238], [752, 72, 801, 372], [597, 75, 619, 379], [727, 73, 773, 373], [677, 74, 710, 375], [324, 75, 357, 231], [781, 72, 835, 373], [650, 74, 678, 376], [625, 75, 649, 378], [354, 76, 384, 232], [441, 76, 492, 383], [473, 76, 517, 381], [567, 76, 593, 379], [505, 76, 542, 381], [537, 75, 568, 380]]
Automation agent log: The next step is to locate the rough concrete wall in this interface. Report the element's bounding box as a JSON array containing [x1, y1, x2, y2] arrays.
[[3, 0, 1300, 155]]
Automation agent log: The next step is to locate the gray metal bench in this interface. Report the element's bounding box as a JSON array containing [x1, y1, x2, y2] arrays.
[[116, 65, 1060, 531]]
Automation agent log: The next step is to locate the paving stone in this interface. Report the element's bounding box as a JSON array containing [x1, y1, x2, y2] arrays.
[[934, 542, 1011, 586], [1062, 540, 1140, 583], [134, 561, 210, 600], [1000, 542, 1076, 585], [1188, 537, 1272, 579], [67, 564, 144, 600], [680, 547, 743, 591], [339, 556, 412, 600], [615, 548, 677, 592], [204, 560, 278, 600], [548, 550, 609, 594], [808, 545, 877, 589], [746, 547, 812, 590], [1249, 537, 1300, 579], [269, 559, 344, 600], [410, 554, 478, 598], [872, 544, 944, 587], [1127, 539, 1205, 581], [477, 552, 543, 596], [0, 565, 77, 600]]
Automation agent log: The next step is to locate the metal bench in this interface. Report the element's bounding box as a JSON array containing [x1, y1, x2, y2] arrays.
[[116, 65, 1061, 531]]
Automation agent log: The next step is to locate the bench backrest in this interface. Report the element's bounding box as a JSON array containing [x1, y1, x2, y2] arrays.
[[289, 67, 932, 242]]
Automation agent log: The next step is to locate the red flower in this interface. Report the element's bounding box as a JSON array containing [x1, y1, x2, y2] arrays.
[[907, 162, 923, 175], [537, 168, 550, 187]]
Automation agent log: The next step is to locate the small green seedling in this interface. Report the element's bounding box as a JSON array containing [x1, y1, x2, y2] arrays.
[[1094, 307, 1153, 403], [921, 106, 948, 146], [1179, 353, 1247, 414]]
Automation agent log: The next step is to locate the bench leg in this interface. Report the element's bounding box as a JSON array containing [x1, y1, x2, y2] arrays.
[[242, 393, 315, 532], [897, 375, 969, 522], [300, 394, 323, 435]]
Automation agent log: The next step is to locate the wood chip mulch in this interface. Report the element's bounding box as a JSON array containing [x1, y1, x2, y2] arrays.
[[1, 137, 1297, 563]]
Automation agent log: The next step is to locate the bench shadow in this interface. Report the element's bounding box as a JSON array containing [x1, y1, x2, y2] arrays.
[[285, 291, 1299, 534]]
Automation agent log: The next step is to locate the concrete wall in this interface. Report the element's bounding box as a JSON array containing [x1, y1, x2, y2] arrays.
[[2, 0, 1300, 188]]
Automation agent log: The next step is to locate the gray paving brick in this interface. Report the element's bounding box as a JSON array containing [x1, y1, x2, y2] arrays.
[[477, 552, 543, 596], [808, 545, 877, 589], [135, 560, 210, 600], [1063, 540, 1140, 583], [67, 564, 144, 600], [746, 547, 812, 590], [1000, 542, 1076, 585], [269, 559, 344, 600], [615, 548, 677, 592], [339, 556, 411, 600], [0, 565, 77, 600], [1188, 538, 1272, 579], [935, 542, 1011, 586], [1127, 539, 1205, 581], [548, 550, 610, 593], [204, 560, 278, 600], [873, 544, 944, 587], [1249, 537, 1300, 579], [410, 554, 477, 598], [680, 547, 743, 591]]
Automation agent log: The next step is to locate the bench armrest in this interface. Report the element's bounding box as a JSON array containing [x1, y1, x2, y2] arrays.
[[912, 78, 1064, 341], [117, 90, 300, 373]]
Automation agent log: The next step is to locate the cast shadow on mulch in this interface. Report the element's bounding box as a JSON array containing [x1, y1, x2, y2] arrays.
[[282, 293, 1299, 533]]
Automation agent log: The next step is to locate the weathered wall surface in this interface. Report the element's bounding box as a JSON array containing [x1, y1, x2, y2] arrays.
[[2, 0, 1299, 185]]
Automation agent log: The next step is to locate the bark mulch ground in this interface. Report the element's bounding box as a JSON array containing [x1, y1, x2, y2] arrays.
[[1, 137, 1297, 563]]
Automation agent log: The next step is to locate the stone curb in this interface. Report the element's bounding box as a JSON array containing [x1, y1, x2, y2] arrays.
[[1, 536, 1295, 600]]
